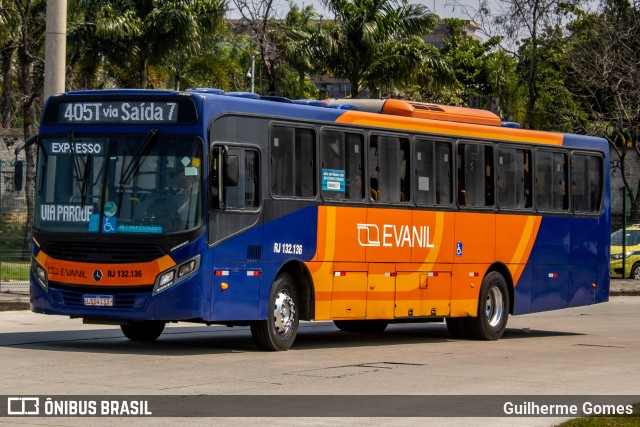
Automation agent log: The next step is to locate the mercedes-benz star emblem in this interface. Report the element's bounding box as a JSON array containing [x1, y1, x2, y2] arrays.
[[93, 270, 103, 281]]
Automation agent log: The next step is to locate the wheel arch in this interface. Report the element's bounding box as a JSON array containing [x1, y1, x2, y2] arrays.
[[485, 262, 514, 315], [275, 260, 315, 321]]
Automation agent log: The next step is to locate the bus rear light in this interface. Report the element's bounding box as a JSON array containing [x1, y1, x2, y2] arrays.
[[548, 273, 558, 279], [384, 272, 396, 277], [469, 272, 479, 277], [334, 272, 346, 277]]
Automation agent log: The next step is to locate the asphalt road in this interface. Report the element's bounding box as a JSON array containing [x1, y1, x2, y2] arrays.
[[0, 296, 638, 426]]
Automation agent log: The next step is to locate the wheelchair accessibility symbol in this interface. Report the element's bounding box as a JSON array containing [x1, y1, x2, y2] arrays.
[[102, 216, 116, 233], [456, 242, 463, 256]]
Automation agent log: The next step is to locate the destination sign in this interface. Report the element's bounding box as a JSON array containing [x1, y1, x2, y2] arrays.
[[59, 101, 179, 124]]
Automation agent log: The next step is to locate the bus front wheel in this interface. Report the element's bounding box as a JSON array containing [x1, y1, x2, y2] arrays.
[[251, 273, 300, 351], [120, 321, 165, 342], [467, 272, 509, 340]]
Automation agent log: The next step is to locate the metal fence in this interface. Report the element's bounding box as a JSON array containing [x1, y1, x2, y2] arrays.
[[0, 160, 29, 293]]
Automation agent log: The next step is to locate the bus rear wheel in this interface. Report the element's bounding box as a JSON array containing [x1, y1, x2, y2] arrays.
[[120, 321, 165, 342], [333, 320, 388, 333], [467, 271, 509, 340], [251, 273, 299, 351]]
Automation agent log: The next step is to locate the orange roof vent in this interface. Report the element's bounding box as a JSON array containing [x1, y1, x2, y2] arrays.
[[384, 99, 501, 126]]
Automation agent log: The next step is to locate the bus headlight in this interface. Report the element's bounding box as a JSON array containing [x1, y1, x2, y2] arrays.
[[32, 259, 48, 290], [153, 255, 200, 295]]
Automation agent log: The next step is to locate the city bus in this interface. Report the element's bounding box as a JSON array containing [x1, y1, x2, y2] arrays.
[[17, 89, 610, 350]]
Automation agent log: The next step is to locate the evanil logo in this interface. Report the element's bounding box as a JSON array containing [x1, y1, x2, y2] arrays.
[[357, 224, 435, 248]]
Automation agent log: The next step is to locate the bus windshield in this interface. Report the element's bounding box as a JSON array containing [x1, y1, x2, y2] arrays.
[[34, 134, 203, 235]]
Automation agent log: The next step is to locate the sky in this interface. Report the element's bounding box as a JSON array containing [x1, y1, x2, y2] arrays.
[[281, 0, 489, 20], [226, 0, 486, 20]]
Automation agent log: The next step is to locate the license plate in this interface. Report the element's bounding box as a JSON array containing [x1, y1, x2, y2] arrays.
[[83, 295, 114, 307]]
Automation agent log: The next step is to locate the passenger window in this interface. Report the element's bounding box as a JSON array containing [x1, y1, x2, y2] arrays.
[[535, 150, 568, 212], [415, 139, 452, 206], [369, 134, 410, 203], [321, 130, 364, 201], [271, 125, 316, 198], [572, 154, 602, 213], [497, 147, 532, 210], [457, 143, 494, 208]]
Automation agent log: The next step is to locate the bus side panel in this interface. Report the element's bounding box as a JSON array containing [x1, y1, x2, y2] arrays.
[[568, 217, 598, 307], [453, 212, 495, 264], [530, 217, 570, 312]]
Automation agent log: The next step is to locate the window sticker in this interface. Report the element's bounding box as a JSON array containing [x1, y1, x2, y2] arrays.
[[322, 168, 345, 192], [103, 201, 117, 217], [116, 224, 163, 234]]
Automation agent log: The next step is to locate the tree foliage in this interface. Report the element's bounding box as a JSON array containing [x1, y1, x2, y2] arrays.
[[319, 0, 444, 98]]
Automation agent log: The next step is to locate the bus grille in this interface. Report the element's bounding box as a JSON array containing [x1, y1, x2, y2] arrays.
[[247, 245, 262, 260], [43, 242, 166, 263]]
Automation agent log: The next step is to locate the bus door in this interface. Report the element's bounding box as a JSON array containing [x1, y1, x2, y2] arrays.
[[210, 144, 263, 320]]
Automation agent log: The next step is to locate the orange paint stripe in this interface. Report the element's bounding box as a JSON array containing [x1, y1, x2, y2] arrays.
[[336, 111, 564, 145], [36, 252, 176, 287]]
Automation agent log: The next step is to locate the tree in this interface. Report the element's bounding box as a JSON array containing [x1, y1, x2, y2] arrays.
[[565, 0, 640, 218], [0, 0, 46, 253], [470, 0, 584, 129], [69, 0, 226, 88], [230, 0, 281, 94], [275, 4, 322, 99], [319, 0, 442, 98]]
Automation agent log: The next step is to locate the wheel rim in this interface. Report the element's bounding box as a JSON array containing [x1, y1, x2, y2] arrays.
[[634, 268, 640, 280], [485, 285, 505, 328], [273, 290, 296, 338]]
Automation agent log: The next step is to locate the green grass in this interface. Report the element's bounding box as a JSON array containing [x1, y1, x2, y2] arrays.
[[558, 418, 640, 426], [0, 261, 30, 281], [557, 404, 640, 427], [0, 212, 30, 281]]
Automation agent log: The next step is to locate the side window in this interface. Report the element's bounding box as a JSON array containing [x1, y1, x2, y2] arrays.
[[321, 130, 364, 201], [415, 139, 452, 206], [226, 149, 259, 210], [497, 146, 532, 210], [572, 154, 603, 214], [535, 150, 568, 212], [271, 125, 316, 198], [457, 142, 494, 208], [369, 134, 410, 203]]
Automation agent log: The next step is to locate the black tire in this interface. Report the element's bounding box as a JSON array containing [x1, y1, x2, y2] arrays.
[[630, 263, 640, 280], [333, 320, 388, 333], [120, 321, 165, 342], [445, 317, 470, 339], [251, 273, 300, 351], [467, 271, 510, 340]]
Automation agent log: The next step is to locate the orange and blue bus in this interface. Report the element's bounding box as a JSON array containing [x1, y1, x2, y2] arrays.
[[19, 89, 610, 350]]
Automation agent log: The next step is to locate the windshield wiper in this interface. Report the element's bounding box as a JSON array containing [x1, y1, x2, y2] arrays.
[[69, 131, 91, 207], [118, 128, 160, 188]]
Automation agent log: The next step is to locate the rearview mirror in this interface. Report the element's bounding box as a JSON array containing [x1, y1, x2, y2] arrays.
[[14, 160, 24, 192]]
